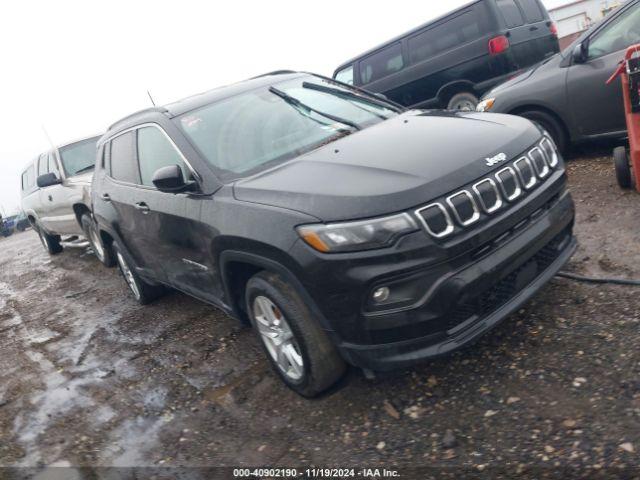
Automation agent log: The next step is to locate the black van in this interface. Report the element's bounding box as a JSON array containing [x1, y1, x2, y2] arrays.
[[333, 0, 559, 111]]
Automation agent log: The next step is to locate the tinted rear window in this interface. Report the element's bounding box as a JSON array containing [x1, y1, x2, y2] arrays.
[[408, 10, 490, 64], [497, 0, 525, 28], [517, 0, 544, 23], [359, 43, 404, 84], [109, 132, 140, 184]]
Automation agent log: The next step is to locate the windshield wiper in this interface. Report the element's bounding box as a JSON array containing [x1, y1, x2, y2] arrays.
[[302, 81, 401, 117], [73, 165, 95, 175], [269, 86, 362, 131]]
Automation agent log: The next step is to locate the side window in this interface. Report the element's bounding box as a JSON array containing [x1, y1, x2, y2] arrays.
[[37, 153, 49, 178], [409, 11, 488, 64], [496, 0, 525, 28], [587, 4, 640, 60], [48, 152, 60, 178], [22, 166, 35, 191], [137, 126, 187, 187], [516, 0, 544, 23], [335, 66, 354, 85], [359, 43, 404, 84], [109, 132, 140, 184]]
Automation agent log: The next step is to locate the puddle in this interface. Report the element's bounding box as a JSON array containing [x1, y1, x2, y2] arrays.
[[99, 416, 166, 466]]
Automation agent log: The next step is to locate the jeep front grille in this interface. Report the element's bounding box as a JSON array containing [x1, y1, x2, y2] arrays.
[[416, 137, 560, 240]]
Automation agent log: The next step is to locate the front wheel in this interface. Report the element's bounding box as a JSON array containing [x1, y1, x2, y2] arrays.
[[245, 271, 346, 397], [614, 146, 633, 189], [447, 92, 478, 111], [520, 110, 567, 154], [36, 224, 63, 255], [112, 242, 165, 305], [81, 213, 115, 267]]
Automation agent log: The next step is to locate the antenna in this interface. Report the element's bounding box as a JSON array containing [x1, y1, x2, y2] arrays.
[[147, 90, 156, 107], [41, 125, 56, 150]]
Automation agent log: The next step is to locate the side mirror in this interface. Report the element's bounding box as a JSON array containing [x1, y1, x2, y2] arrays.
[[572, 42, 588, 64], [37, 173, 62, 188], [152, 165, 195, 193]]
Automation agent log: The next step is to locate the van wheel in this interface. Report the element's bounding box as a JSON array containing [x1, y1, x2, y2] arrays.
[[447, 92, 478, 111], [614, 146, 633, 189], [112, 242, 165, 305], [520, 110, 567, 154], [245, 271, 346, 397], [36, 225, 63, 255], [81, 213, 115, 267]]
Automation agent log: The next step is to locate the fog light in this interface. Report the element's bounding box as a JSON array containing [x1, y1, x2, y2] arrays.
[[372, 287, 390, 303]]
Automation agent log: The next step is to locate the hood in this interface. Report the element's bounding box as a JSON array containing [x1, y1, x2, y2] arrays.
[[487, 54, 562, 96], [233, 111, 541, 222], [66, 170, 94, 186]]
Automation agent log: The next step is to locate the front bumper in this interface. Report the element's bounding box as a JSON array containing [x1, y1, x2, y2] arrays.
[[335, 190, 575, 370]]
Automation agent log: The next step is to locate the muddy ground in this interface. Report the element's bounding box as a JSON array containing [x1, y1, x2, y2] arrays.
[[1, 147, 640, 477]]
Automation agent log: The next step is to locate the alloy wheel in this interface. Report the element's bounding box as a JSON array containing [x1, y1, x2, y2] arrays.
[[253, 295, 304, 381], [116, 252, 141, 300]]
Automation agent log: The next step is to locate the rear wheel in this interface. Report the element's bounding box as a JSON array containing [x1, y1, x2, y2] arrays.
[[614, 146, 633, 189], [520, 110, 567, 154], [81, 213, 115, 267], [36, 224, 63, 255], [447, 92, 478, 111], [112, 242, 165, 305], [245, 271, 346, 397]]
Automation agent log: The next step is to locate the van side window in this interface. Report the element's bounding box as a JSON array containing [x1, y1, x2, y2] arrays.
[[22, 166, 35, 191], [496, 0, 525, 28], [109, 131, 140, 184], [409, 11, 487, 65], [359, 43, 404, 84], [136, 126, 187, 187], [335, 66, 354, 85], [37, 153, 49, 178], [517, 0, 544, 23]]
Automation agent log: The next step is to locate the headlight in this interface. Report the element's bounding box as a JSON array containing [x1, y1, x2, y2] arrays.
[[476, 98, 495, 112], [297, 213, 419, 253]]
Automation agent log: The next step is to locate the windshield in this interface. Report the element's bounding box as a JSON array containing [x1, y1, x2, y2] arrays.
[[59, 136, 99, 177], [176, 76, 399, 180]]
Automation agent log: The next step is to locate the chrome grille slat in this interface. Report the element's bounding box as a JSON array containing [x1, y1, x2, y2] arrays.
[[514, 156, 537, 190], [495, 166, 522, 201], [472, 178, 502, 214], [446, 191, 480, 226], [529, 146, 550, 178]]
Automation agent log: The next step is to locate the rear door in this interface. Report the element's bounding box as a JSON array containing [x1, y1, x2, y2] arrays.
[[566, 2, 640, 137], [494, 0, 558, 69]]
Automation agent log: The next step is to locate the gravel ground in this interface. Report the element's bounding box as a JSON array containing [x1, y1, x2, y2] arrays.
[[1, 148, 639, 478]]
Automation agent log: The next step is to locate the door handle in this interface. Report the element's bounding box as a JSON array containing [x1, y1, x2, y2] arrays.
[[48, 195, 53, 202], [529, 26, 538, 31], [101, 193, 111, 202], [135, 202, 150, 213]]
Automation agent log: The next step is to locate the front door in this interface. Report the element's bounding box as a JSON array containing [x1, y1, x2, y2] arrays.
[[567, 2, 640, 138], [134, 125, 219, 301]]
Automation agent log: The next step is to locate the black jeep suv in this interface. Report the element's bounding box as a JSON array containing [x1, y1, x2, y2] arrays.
[[92, 72, 576, 396]]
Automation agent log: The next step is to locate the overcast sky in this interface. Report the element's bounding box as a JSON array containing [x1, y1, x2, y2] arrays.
[[0, 0, 566, 215]]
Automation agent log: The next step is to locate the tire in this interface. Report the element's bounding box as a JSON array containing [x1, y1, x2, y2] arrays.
[[614, 146, 633, 189], [447, 92, 479, 111], [112, 242, 165, 305], [36, 224, 63, 255], [520, 110, 567, 154], [245, 271, 346, 397], [81, 213, 115, 267]]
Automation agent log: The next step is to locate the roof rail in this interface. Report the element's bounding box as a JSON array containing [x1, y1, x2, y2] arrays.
[[107, 106, 169, 131], [249, 70, 298, 80]]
